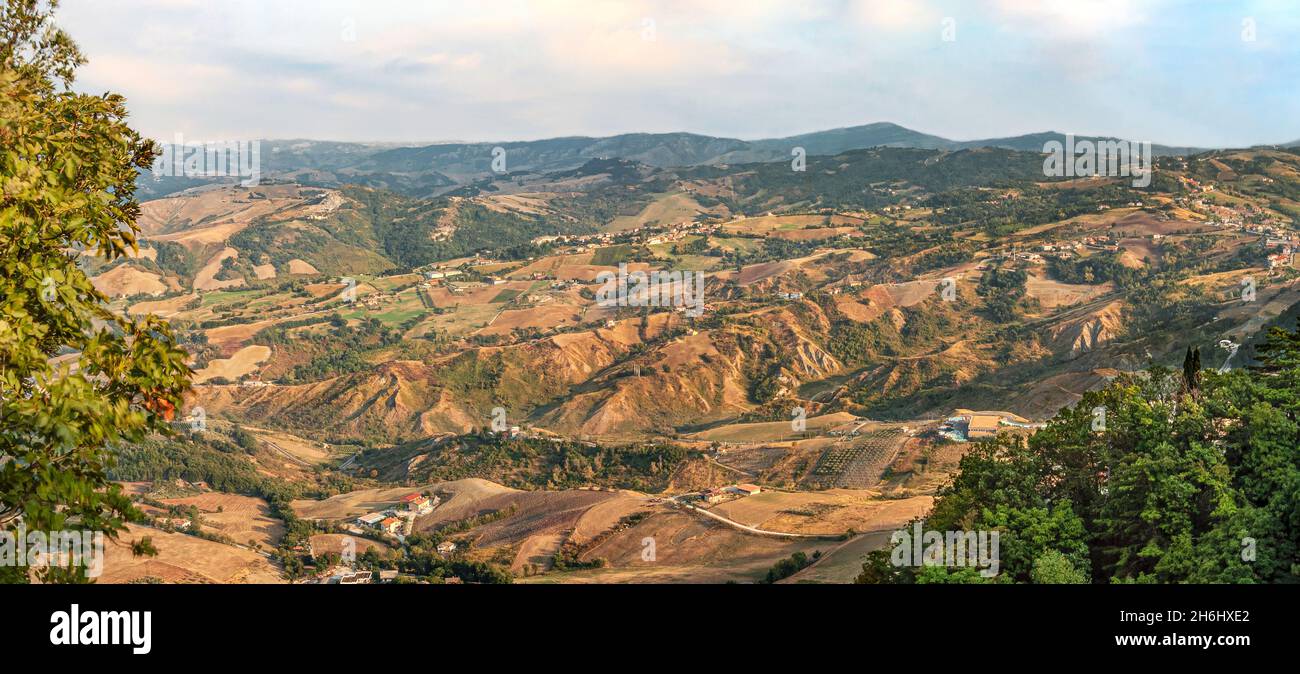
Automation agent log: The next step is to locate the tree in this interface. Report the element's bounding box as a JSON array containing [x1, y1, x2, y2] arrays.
[[1, 0, 191, 583], [1030, 549, 1088, 584], [860, 322, 1300, 584], [1181, 346, 1201, 395], [130, 536, 159, 558]]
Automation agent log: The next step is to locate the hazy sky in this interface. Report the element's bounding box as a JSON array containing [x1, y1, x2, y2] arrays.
[[58, 0, 1300, 147]]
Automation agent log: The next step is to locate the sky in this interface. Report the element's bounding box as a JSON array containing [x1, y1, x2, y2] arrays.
[[57, 0, 1300, 148]]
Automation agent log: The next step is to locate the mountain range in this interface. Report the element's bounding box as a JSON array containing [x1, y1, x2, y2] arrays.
[[142, 122, 1251, 199]]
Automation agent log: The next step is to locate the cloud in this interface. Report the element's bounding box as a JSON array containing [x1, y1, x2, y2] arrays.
[[53, 0, 1300, 147], [850, 0, 943, 30], [991, 0, 1156, 33]]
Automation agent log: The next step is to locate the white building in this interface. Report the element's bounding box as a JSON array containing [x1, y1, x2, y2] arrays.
[[356, 512, 386, 528]]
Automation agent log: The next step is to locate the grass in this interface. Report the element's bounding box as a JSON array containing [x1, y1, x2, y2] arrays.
[[664, 255, 722, 272], [606, 191, 702, 233], [373, 307, 428, 324], [367, 273, 421, 291], [423, 303, 502, 336], [200, 288, 266, 308], [590, 244, 639, 266], [712, 236, 764, 254], [492, 288, 524, 303], [244, 289, 301, 310]]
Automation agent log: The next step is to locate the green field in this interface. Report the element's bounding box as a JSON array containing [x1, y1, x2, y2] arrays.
[[712, 236, 764, 254], [590, 244, 640, 266], [491, 288, 523, 303], [200, 288, 266, 308]]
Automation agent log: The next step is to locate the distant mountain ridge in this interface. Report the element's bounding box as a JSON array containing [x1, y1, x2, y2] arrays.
[[352, 122, 1213, 176], [141, 122, 1282, 199]]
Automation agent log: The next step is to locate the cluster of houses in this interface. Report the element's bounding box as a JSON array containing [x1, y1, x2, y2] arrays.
[[1260, 234, 1300, 270], [643, 221, 712, 246], [1187, 205, 1300, 271], [357, 290, 398, 310], [1268, 247, 1300, 270], [1177, 175, 1216, 194], [697, 483, 762, 504], [1180, 191, 1291, 234], [531, 231, 617, 252], [823, 279, 867, 296], [355, 492, 440, 539], [314, 566, 412, 585], [979, 236, 1138, 268], [324, 568, 393, 584], [530, 218, 722, 255]]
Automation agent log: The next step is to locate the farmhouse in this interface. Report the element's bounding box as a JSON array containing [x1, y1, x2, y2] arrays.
[[331, 570, 372, 585], [700, 488, 727, 504], [437, 541, 457, 555], [379, 517, 404, 536], [356, 512, 386, 528], [401, 493, 438, 515]]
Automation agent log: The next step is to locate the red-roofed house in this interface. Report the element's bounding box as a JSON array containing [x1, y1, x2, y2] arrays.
[[400, 493, 437, 515]]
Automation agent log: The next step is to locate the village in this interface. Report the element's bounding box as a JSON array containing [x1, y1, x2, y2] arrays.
[[306, 491, 455, 585]]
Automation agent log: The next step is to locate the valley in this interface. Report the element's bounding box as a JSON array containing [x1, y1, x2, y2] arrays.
[[100, 141, 1300, 584]]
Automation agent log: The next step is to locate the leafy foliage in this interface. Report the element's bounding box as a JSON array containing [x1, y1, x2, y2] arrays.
[[1, 1, 191, 583], [859, 321, 1300, 584]]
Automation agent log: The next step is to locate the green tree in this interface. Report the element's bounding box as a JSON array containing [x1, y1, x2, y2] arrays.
[[1030, 549, 1088, 584], [1, 0, 191, 583], [860, 322, 1300, 584], [130, 536, 159, 558]]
